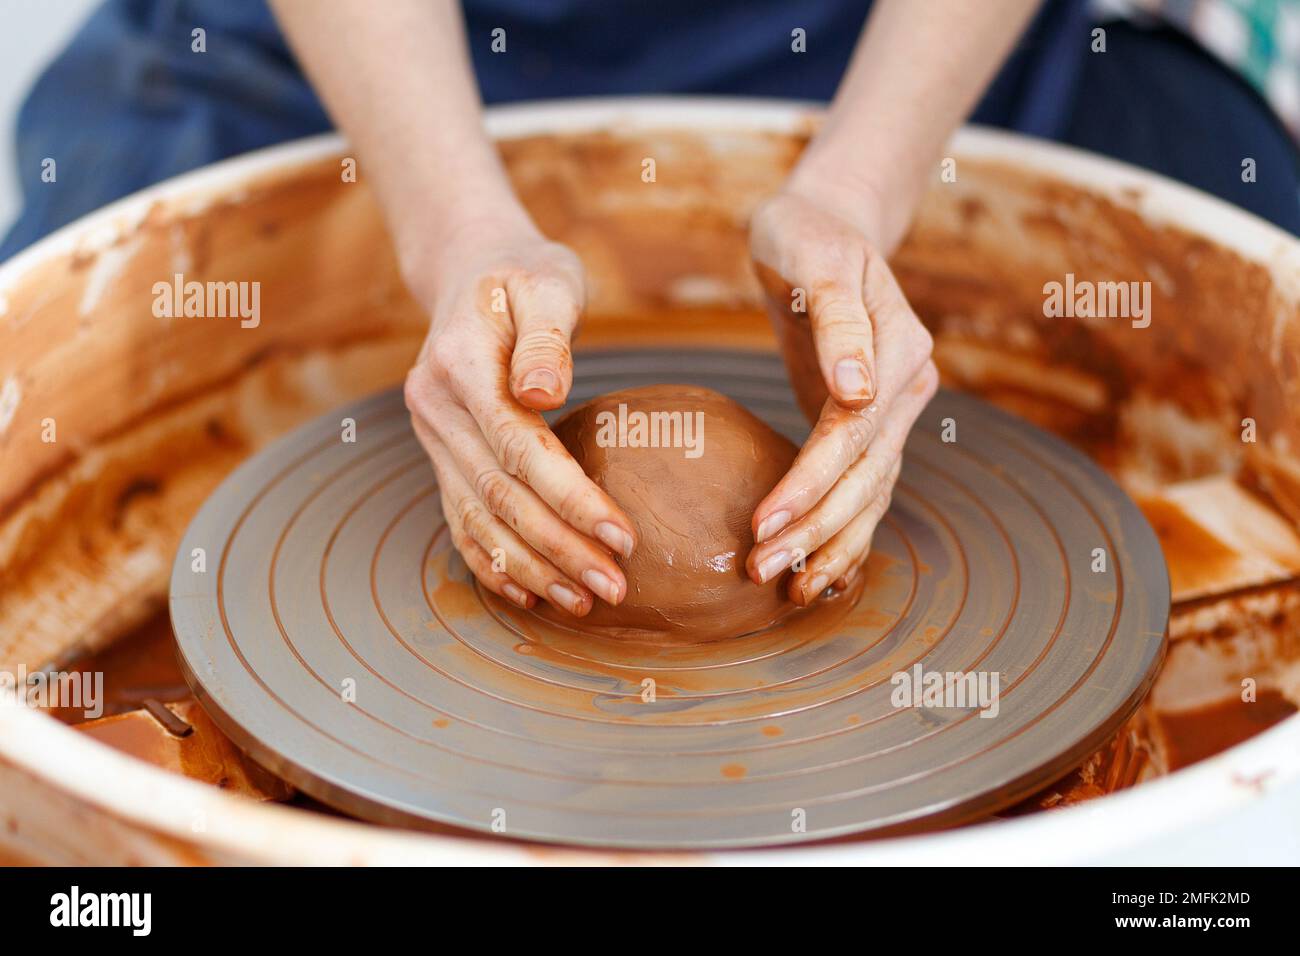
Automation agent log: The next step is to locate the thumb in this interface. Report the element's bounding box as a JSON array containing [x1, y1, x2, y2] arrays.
[[507, 271, 582, 411], [810, 282, 876, 407]]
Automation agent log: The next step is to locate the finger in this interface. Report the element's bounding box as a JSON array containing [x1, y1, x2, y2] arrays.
[[787, 457, 901, 606], [420, 432, 535, 609], [749, 262, 912, 541], [450, 516, 537, 610], [754, 360, 938, 543], [452, 373, 638, 561], [419, 397, 628, 606], [507, 266, 583, 411], [753, 398, 879, 543], [411, 341, 638, 560], [832, 563, 861, 593], [747, 368, 933, 583], [860, 254, 934, 404], [418, 423, 594, 617], [807, 271, 876, 407]]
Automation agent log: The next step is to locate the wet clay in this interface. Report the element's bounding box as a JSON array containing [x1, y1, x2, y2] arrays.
[[48, 613, 291, 800], [1155, 690, 1297, 770], [47, 610, 190, 723], [536, 385, 798, 643], [75, 699, 293, 801]]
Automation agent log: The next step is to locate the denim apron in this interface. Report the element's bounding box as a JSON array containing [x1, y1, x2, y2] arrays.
[[2, 0, 1295, 260]]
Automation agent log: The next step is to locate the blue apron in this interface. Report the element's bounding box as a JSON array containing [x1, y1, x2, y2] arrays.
[[2, 0, 1295, 260]]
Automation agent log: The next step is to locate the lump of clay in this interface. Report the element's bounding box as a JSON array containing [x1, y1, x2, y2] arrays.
[[540, 384, 798, 643]]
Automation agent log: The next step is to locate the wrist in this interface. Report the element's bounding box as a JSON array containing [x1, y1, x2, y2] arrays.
[[395, 189, 538, 306], [784, 151, 920, 256]]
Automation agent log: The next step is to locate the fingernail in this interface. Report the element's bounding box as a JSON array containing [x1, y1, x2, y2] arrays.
[[804, 573, 829, 600], [834, 359, 873, 399], [582, 568, 621, 605], [503, 582, 531, 607], [756, 550, 790, 584], [547, 582, 585, 615], [755, 510, 790, 543], [521, 368, 559, 397], [595, 521, 634, 558]]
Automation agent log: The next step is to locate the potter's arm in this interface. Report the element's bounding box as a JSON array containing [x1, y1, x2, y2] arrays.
[[270, 0, 638, 618], [792, 0, 1043, 254], [269, 0, 529, 294], [747, 0, 1040, 604]]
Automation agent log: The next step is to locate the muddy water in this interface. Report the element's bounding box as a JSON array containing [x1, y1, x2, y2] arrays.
[[1155, 691, 1296, 770], [47, 611, 189, 723]]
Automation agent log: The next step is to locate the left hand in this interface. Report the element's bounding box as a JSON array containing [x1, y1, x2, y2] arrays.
[[746, 186, 937, 604]]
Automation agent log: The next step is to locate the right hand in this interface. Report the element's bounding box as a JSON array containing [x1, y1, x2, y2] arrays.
[[401, 216, 637, 616]]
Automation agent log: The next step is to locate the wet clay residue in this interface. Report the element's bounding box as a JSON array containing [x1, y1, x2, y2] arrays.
[[51, 609, 289, 801], [47, 610, 189, 723], [1137, 494, 1244, 601], [1004, 710, 1160, 813], [1155, 690, 1297, 770], [75, 699, 292, 801], [481, 564, 871, 712], [535, 384, 801, 643]]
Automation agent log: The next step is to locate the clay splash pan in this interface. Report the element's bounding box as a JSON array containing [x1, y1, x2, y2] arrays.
[[169, 348, 1169, 849]]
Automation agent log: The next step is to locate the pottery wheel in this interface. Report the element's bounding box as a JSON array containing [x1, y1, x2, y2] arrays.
[[170, 349, 1169, 848]]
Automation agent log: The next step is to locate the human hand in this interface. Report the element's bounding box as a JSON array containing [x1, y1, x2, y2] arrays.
[[402, 216, 637, 616], [746, 187, 937, 604]]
